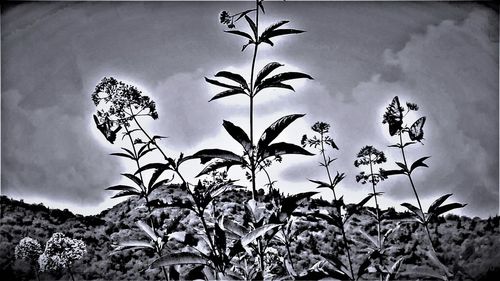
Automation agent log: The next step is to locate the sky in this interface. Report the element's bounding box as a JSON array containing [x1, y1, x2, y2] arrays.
[[1, 1, 498, 218]]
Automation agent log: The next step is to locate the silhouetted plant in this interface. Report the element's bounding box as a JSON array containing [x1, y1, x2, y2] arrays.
[[354, 145, 406, 281], [301, 121, 377, 280], [382, 96, 466, 279]]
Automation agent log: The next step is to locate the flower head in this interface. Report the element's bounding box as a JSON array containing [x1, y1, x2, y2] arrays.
[[311, 122, 330, 134], [15, 237, 43, 262], [219, 11, 231, 25], [38, 233, 86, 272]]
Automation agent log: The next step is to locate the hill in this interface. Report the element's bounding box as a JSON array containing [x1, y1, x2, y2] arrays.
[[1, 186, 499, 280]]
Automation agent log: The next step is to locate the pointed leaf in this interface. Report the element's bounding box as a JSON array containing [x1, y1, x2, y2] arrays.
[[135, 163, 170, 175], [308, 179, 332, 189], [150, 252, 208, 268], [137, 220, 158, 241], [110, 152, 136, 160], [209, 88, 247, 101], [222, 120, 252, 152], [106, 185, 137, 192], [196, 159, 243, 177], [244, 15, 257, 38], [259, 142, 313, 161], [410, 156, 431, 173], [148, 165, 170, 190], [224, 30, 254, 41], [122, 173, 143, 187], [150, 177, 174, 193], [428, 194, 453, 214], [256, 72, 312, 94], [115, 240, 154, 251], [221, 217, 249, 237], [111, 190, 141, 199], [254, 62, 283, 89], [281, 191, 318, 217], [385, 257, 405, 281], [215, 71, 249, 90], [260, 20, 289, 40], [205, 77, 240, 90], [241, 224, 281, 247], [257, 114, 305, 151], [267, 28, 305, 40], [190, 149, 246, 165], [434, 203, 466, 217], [401, 203, 424, 222]]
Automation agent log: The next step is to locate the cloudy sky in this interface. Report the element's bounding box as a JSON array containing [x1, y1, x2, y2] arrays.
[[1, 1, 498, 218]]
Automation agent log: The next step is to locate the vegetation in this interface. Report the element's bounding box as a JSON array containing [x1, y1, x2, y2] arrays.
[[1, 1, 496, 280]]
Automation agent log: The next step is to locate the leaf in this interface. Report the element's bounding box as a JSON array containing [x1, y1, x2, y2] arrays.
[[281, 191, 318, 218], [410, 156, 430, 173], [121, 147, 136, 158], [244, 15, 257, 38], [308, 212, 342, 228], [266, 29, 305, 41], [433, 203, 467, 217], [209, 88, 247, 102], [196, 159, 243, 177], [115, 240, 154, 251], [426, 249, 451, 277], [110, 152, 135, 160], [358, 230, 379, 249], [111, 190, 141, 199], [255, 82, 295, 94], [428, 194, 453, 214], [215, 71, 249, 90], [257, 114, 305, 151], [205, 77, 241, 90], [256, 72, 313, 94], [138, 147, 156, 158], [135, 163, 170, 175], [401, 203, 424, 222], [148, 165, 170, 190], [190, 149, 246, 165], [357, 252, 375, 279], [254, 62, 283, 89], [122, 173, 143, 187], [381, 224, 401, 246], [106, 185, 137, 192], [221, 217, 249, 237], [241, 224, 281, 247], [395, 162, 408, 173], [224, 30, 254, 41], [308, 179, 332, 189], [150, 252, 208, 268], [380, 169, 405, 177], [385, 257, 405, 281], [258, 142, 313, 162], [137, 221, 158, 241], [222, 120, 252, 153], [150, 177, 174, 193]]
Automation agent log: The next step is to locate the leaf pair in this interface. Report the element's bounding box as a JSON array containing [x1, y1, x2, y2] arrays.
[[401, 193, 466, 224]]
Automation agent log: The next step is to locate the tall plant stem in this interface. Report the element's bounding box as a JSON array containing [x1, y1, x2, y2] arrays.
[[368, 155, 382, 281], [398, 133, 435, 252], [132, 117, 220, 276], [161, 263, 170, 281], [248, 0, 260, 201], [319, 134, 354, 280]]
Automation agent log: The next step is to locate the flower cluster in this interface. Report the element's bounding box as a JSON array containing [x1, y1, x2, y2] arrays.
[[15, 237, 43, 262], [92, 77, 158, 128], [354, 146, 387, 185], [219, 11, 235, 28], [354, 146, 387, 167], [301, 122, 338, 150], [38, 233, 86, 272]]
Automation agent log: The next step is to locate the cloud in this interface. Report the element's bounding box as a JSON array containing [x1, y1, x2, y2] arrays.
[[1, 90, 122, 205], [280, 8, 498, 217]]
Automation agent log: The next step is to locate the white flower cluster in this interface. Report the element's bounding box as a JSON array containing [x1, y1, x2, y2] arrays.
[[15, 237, 43, 261], [38, 233, 87, 272]]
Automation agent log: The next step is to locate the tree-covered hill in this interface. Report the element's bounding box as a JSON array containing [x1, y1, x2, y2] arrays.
[[1, 187, 499, 281]]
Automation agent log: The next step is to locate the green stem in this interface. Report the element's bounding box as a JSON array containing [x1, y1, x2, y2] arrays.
[[368, 155, 382, 281], [319, 133, 354, 280], [398, 133, 436, 252]]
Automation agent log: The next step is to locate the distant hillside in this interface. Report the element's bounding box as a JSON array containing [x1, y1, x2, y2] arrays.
[[1, 186, 499, 280]]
